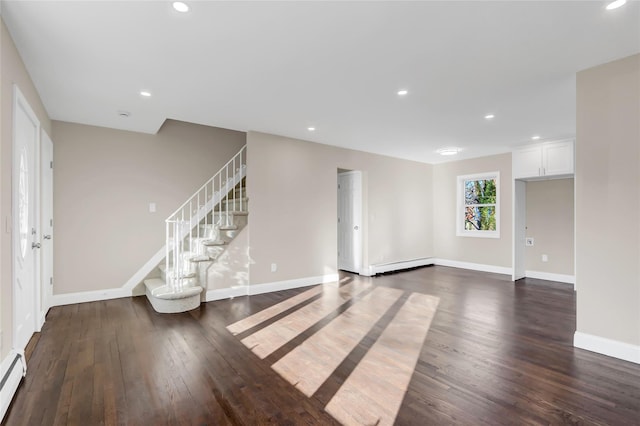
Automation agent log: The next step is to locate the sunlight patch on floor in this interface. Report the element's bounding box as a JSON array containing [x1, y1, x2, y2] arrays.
[[240, 281, 373, 358], [272, 286, 403, 396], [226, 286, 324, 335], [227, 283, 439, 425], [325, 292, 440, 426]]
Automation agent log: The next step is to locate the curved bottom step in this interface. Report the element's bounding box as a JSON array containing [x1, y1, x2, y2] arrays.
[[144, 278, 203, 314]]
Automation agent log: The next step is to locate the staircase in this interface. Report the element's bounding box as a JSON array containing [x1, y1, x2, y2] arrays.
[[144, 146, 247, 313]]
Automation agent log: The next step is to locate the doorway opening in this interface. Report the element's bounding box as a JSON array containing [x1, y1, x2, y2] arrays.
[[513, 177, 575, 287]]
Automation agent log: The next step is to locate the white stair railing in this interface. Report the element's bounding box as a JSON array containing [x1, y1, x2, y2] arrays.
[[165, 145, 246, 292]]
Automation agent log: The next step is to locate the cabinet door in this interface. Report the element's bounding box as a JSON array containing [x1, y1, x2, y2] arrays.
[[512, 145, 542, 179], [543, 140, 574, 176]]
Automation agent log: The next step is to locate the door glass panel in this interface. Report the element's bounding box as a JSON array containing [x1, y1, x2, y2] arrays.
[[18, 147, 29, 258]]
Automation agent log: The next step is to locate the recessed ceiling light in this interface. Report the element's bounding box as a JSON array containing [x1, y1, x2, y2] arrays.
[[397, 90, 408, 96], [307, 127, 316, 131], [531, 135, 541, 140], [172, 2, 190, 12], [484, 114, 495, 120], [140, 91, 151, 97], [606, 0, 627, 10], [437, 147, 461, 156]]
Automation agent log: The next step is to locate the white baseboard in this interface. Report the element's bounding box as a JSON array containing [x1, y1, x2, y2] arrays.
[[574, 331, 640, 364], [0, 350, 25, 422], [50, 287, 130, 307], [205, 286, 248, 302], [525, 270, 575, 285], [367, 257, 435, 276], [433, 258, 512, 275], [49, 274, 340, 306], [249, 274, 340, 296]]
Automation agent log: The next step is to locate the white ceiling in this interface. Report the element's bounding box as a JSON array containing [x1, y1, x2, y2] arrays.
[[2, 1, 639, 163]]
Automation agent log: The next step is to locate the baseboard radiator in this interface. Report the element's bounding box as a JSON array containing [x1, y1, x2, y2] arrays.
[[368, 257, 434, 276], [0, 351, 26, 422]]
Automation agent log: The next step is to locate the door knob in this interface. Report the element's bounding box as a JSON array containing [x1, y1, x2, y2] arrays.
[[354, 226, 359, 231], [32, 242, 41, 249]]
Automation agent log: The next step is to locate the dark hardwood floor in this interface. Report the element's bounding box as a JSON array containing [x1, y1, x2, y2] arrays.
[[5, 266, 640, 425]]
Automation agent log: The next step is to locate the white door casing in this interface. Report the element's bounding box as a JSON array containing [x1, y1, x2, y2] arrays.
[[13, 85, 41, 352], [41, 130, 54, 318], [337, 171, 362, 274], [512, 179, 526, 281]]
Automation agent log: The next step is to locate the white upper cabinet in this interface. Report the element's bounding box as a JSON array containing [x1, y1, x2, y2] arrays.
[[512, 139, 574, 179], [543, 140, 574, 176]]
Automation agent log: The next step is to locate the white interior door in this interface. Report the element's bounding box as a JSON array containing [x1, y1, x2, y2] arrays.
[[13, 86, 40, 351], [41, 130, 54, 319], [512, 179, 526, 280], [337, 171, 362, 274]]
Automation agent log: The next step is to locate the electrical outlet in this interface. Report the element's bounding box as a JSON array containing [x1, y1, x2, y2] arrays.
[[149, 202, 157, 213], [271, 263, 277, 272], [542, 254, 548, 262], [525, 237, 534, 246]]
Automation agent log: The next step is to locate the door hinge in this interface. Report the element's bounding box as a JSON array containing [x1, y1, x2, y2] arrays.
[[50, 218, 53, 227], [338, 184, 341, 189], [50, 277, 53, 285], [50, 161, 53, 169], [338, 218, 340, 223]]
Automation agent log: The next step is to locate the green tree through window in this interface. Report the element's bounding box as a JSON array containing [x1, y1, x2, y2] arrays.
[[464, 179, 497, 231], [457, 172, 500, 238]]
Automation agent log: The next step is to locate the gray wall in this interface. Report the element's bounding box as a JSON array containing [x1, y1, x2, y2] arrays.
[[525, 179, 574, 275], [1, 18, 53, 359], [576, 53, 640, 346], [433, 153, 512, 268], [246, 131, 433, 285], [52, 120, 245, 294]]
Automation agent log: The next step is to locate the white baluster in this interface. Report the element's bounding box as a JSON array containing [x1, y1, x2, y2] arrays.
[[226, 161, 230, 227], [173, 220, 178, 292], [165, 220, 169, 288], [180, 210, 184, 288]]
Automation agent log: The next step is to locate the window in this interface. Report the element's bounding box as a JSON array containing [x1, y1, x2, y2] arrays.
[[456, 172, 500, 238]]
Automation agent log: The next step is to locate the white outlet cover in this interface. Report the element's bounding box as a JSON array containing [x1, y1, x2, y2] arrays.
[[271, 263, 277, 272], [149, 202, 156, 213]]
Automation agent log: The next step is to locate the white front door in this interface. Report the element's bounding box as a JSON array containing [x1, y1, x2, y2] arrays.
[[13, 86, 41, 351], [41, 130, 54, 317], [337, 171, 362, 274]]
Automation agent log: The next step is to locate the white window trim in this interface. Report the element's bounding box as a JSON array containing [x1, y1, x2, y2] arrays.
[[456, 171, 500, 238]]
